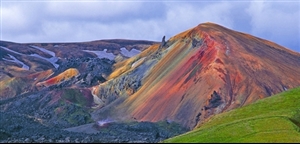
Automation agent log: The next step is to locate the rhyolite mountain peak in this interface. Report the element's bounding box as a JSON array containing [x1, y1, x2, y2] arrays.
[[91, 22, 300, 129], [1, 22, 300, 143]]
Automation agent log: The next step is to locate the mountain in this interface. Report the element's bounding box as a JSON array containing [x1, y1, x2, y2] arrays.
[[163, 86, 300, 142], [0, 39, 156, 74], [0, 39, 157, 100], [91, 22, 300, 129], [0, 39, 189, 143], [1, 22, 300, 142]]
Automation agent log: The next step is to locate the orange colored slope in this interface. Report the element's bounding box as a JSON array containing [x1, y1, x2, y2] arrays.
[[36, 68, 79, 88], [111, 22, 300, 129]]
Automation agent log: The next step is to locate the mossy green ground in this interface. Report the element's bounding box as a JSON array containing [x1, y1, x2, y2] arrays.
[[56, 88, 93, 125], [163, 87, 300, 143]]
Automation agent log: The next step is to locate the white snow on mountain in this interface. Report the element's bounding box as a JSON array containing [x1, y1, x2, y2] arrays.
[[3, 54, 30, 70], [82, 49, 116, 60], [120, 47, 141, 57], [30, 45, 59, 68]]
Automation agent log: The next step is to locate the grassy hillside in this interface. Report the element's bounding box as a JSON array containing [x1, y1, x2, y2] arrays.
[[163, 87, 300, 143]]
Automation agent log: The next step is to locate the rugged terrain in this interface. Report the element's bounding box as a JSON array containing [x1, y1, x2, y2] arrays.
[[91, 22, 300, 129], [1, 22, 300, 142], [0, 39, 188, 142]]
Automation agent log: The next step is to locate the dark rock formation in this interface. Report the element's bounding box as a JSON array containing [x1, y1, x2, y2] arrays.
[[205, 91, 223, 110], [161, 36, 166, 47]]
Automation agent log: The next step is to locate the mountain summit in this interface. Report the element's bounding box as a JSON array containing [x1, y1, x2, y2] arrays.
[[92, 22, 300, 129], [1, 22, 300, 142]]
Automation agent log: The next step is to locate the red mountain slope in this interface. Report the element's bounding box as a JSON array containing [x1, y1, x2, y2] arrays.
[[94, 22, 300, 129]]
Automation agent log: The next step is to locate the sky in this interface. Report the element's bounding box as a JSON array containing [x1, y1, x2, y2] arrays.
[[1, 0, 300, 52]]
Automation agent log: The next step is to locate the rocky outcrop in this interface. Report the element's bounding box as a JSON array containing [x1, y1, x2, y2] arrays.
[[161, 36, 166, 47]]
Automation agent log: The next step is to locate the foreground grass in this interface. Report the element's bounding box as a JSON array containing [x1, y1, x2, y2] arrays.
[[163, 87, 300, 143]]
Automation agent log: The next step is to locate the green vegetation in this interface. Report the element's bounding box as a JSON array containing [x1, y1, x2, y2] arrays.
[[55, 88, 94, 126], [163, 87, 300, 143], [62, 88, 89, 107], [55, 101, 93, 126]]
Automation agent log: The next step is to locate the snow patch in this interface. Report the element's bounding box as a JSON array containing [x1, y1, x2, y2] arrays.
[[30, 45, 59, 68], [3, 54, 29, 70], [82, 49, 115, 60], [120, 47, 141, 57], [1, 45, 60, 69], [30, 45, 56, 57], [0, 46, 23, 55], [29, 53, 59, 68]]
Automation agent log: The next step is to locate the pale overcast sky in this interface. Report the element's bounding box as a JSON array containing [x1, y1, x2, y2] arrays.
[[1, 0, 299, 52]]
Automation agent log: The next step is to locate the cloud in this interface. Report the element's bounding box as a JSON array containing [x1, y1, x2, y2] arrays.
[[1, 2, 45, 35], [1, 0, 299, 52], [161, 1, 234, 40], [246, 1, 300, 51], [1, 1, 167, 42], [45, 1, 166, 23]]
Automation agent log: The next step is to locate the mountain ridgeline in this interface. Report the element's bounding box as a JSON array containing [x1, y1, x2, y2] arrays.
[[91, 22, 300, 129], [0, 22, 300, 142]]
